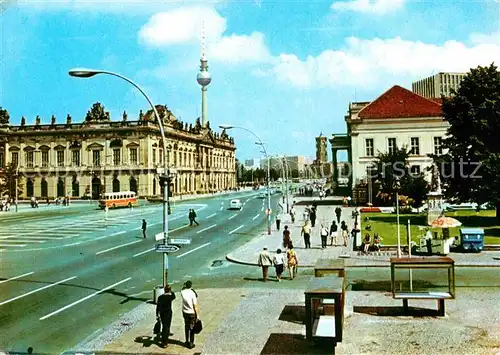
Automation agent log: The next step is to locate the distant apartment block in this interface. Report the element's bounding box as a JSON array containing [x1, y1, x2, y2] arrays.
[[412, 72, 466, 98], [260, 156, 306, 173], [244, 158, 260, 169]]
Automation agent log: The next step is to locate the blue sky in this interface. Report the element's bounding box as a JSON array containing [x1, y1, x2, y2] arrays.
[[1, 0, 499, 162]]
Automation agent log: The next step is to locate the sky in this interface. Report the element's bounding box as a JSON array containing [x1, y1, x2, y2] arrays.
[[1, 0, 500, 162]]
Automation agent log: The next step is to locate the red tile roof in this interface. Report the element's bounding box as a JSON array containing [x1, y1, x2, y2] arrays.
[[358, 85, 442, 119]]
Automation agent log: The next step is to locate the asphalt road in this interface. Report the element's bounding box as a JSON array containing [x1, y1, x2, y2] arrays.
[[0, 190, 281, 354]]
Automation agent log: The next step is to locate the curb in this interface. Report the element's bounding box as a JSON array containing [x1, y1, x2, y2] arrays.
[[225, 254, 500, 269]]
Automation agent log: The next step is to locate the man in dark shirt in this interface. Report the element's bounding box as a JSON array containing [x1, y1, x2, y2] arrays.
[[142, 219, 147, 238], [156, 285, 176, 348]]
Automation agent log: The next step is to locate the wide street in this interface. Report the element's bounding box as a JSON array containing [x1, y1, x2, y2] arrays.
[[0, 189, 281, 354]]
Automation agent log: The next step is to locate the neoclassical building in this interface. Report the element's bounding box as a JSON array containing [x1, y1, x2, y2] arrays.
[[331, 85, 449, 195], [0, 103, 237, 199]]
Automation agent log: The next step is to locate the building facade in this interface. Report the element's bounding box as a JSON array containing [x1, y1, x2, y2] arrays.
[[412, 72, 466, 98], [260, 156, 306, 175], [332, 85, 449, 193], [0, 104, 236, 199]]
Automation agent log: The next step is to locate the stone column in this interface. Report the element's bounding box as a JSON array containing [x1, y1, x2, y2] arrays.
[[332, 148, 338, 186]]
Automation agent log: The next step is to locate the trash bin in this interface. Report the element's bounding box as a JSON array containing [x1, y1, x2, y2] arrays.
[[153, 286, 164, 304], [459, 228, 484, 252]]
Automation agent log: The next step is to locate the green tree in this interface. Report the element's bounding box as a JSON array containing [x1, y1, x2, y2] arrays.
[[432, 64, 500, 218], [270, 168, 280, 181], [373, 146, 429, 208], [0, 163, 23, 199]]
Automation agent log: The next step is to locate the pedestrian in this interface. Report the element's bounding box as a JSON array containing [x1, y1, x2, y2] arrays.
[[257, 246, 273, 282], [335, 207, 342, 224], [275, 211, 282, 231], [142, 219, 147, 238], [320, 224, 329, 249], [282, 225, 292, 249], [273, 249, 286, 281], [289, 206, 295, 223], [329, 220, 338, 246], [301, 220, 311, 249], [340, 220, 348, 247], [156, 284, 175, 348], [287, 245, 299, 280], [363, 233, 371, 254], [189, 209, 199, 226], [309, 207, 317, 228], [181, 281, 199, 349], [302, 207, 309, 221]]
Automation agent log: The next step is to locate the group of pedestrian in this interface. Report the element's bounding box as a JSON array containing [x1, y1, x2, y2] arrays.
[[258, 242, 299, 282], [155, 280, 200, 349], [0, 198, 12, 211], [188, 209, 199, 226]]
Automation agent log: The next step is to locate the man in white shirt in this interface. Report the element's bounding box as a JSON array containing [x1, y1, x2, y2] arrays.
[[257, 246, 273, 282], [181, 281, 199, 349]]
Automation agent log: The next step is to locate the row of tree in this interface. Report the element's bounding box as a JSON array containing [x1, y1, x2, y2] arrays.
[[236, 165, 300, 183]]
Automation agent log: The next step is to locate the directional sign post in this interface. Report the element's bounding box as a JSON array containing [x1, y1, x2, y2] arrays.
[[155, 244, 180, 253], [168, 238, 192, 245]]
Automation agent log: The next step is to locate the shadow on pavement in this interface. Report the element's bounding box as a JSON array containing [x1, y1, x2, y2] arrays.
[[260, 333, 333, 354], [278, 304, 305, 325], [354, 306, 443, 317]]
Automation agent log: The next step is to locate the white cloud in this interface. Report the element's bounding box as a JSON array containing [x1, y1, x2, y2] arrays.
[[209, 32, 271, 63], [139, 7, 226, 46], [272, 35, 500, 89], [139, 6, 271, 64], [331, 0, 406, 15], [470, 31, 500, 46]]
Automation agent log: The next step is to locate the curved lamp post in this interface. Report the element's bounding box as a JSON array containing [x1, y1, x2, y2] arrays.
[[69, 68, 171, 287], [220, 124, 271, 235]]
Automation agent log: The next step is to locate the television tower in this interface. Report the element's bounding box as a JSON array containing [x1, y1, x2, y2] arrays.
[[196, 22, 212, 128]]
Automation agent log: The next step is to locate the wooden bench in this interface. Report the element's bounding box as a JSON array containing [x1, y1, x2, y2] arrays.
[[390, 257, 455, 317], [314, 258, 345, 278]]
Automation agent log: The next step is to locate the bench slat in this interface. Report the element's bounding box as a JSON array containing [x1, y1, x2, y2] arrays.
[[394, 292, 452, 299]]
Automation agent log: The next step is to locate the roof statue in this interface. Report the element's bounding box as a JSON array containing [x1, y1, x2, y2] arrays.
[[66, 114, 72, 125], [51, 114, 56, 125], [21, 116, 26, 126], [0, 107, 10, 125], [122, 111, 128, 122], [85, 102, 110, 122]]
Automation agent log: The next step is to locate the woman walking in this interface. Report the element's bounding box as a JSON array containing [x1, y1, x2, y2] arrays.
[[287, 245, 299, 280], [273, 249, 286, 281], [340, 221, 349, 247]]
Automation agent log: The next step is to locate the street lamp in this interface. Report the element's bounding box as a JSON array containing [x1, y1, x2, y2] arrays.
[[220, 124, 272, 235], [394, 176, 402, 258], [69, 68, 171, 287]]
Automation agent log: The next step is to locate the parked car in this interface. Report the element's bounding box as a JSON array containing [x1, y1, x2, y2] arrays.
[[229, 199, 242, 210]]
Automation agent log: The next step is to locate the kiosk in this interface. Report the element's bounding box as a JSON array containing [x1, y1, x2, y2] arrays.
[[304, 276, 346, 350]]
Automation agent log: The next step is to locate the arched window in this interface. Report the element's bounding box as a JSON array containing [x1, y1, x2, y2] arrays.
[[130, 176, 138, 194], [26, 178, 34, 197], [72, 177, 79, 197], [113, 177, 120, 192], [57, 178, 65, 197], [41, 179, 48, 198]]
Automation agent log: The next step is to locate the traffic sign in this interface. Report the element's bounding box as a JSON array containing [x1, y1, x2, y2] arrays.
[[168, 238, 192, 245], [155, 232, 165, 241], [155, 244, 180, 253]]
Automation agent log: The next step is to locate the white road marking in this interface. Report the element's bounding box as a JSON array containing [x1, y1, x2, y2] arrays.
[[1, 239, 46, 243], [261, 206, 264, 211], [0, 272, 34, 285], [229, 225, 245, 234], [196, 224, 217, 234], [110, 231, 126, 237], [253, 214, 260, 220], [0, 243, 26, 247], [96, 240, 142, 255], [0, 236, 61, 240], [176, 242, 211, 258], [206, 213, 216, 219], [228, 214, 237, 220], [170, 225, 189, 233], [133, 248, 155, 257], [39, 277, 131, 320], [0, 276, 77, 306]]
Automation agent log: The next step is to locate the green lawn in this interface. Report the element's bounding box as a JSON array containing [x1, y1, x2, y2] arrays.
[[362, 210, 500, 245]]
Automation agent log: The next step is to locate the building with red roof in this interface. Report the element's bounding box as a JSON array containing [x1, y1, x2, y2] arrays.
[[330, 85, 449, 202]]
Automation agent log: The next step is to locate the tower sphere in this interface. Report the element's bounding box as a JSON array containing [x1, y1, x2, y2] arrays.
[[197, 71, 212, 86]]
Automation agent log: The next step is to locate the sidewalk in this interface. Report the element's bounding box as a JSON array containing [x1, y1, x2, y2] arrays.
[[227, 197, 500, 268], [72, 196, 500, 355]]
